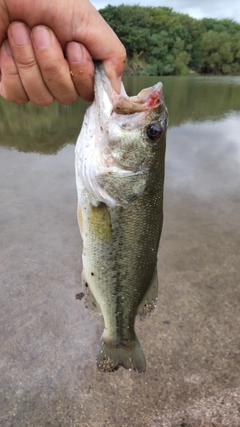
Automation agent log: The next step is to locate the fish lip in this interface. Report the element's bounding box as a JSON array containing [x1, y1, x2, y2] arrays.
[[112, 82, 164, 115], [130, 82, 163, 104]]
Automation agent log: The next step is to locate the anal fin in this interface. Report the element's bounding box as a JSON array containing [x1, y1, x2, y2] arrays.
[[137, 266, 158, 320], [82, 274, 102, 315]]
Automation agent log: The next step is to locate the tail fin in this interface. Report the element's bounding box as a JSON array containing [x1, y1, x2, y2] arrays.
[[96, 333, 146, 373]]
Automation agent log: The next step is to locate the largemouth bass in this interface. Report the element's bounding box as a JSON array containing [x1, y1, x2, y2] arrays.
[[75, 63, 168, 373]]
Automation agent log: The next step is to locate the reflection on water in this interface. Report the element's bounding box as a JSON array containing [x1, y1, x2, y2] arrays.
[[167, 112, 240, 199], [0, 99, 88, 154], [1, 76, 240, 425], [0, 75, 240, 154]]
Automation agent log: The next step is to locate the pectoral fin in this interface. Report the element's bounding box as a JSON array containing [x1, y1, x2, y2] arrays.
[[88, 203, 112, 242]]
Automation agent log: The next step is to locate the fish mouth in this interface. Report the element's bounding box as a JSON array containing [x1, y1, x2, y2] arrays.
[[112, 82, 163, 115], [94, 62, 165, 118]]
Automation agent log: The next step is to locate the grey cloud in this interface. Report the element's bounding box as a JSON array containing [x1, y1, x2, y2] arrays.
[[92, 0, 240, 22]]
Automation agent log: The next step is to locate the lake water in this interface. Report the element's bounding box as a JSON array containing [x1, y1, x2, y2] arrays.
[[1, 76, 240, 425]]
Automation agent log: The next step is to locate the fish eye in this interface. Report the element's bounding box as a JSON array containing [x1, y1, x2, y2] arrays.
[[146, 123, 162, 141]]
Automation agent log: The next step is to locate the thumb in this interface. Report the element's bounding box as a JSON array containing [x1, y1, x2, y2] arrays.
[[73, 2, 126, 92]]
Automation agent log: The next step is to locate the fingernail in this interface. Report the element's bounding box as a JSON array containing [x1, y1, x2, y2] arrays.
[[67, 42, 83, 64], [32, 26, 51, 49], [3, 40, 13, 57], [11, 22, 30, 46]]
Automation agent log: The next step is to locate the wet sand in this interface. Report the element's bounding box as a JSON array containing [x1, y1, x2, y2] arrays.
[[1, 117, 240, 426]]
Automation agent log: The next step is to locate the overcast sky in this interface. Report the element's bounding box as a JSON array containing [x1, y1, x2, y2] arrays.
[[91, 0, 240, 23]]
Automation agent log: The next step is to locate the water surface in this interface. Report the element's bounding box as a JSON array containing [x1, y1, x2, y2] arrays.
[[0, 76, 240, 426]]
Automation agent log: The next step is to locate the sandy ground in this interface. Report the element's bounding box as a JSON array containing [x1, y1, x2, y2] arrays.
[[1, 124, 240, 426]]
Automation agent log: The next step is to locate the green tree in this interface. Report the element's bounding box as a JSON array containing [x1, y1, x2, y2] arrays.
[[99, 5, 240, 76], [201, 31, 234, 74]]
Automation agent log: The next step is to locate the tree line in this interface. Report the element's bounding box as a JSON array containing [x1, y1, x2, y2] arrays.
[[99, 5, 240, 75]]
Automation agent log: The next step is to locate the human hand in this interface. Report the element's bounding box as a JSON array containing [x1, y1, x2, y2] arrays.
[[0, 0, 126, 105], [0, 24, 97, 105]]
